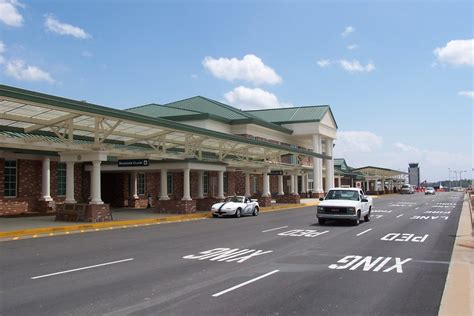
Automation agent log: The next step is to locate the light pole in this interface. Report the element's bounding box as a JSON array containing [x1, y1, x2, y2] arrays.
[[459, 170, 467, 188], [448, 168, 451, 191]]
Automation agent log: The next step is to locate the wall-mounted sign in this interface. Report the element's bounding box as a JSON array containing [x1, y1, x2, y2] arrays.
[[118, 159, 149, 167], [269, 170, 283, 176], [356, 181, 362, 188]]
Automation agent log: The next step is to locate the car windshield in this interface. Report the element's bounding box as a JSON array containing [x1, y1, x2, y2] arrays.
[[325, 190, 359, 201], [225, 196, 244, 203], [427, 187, 434, 190]]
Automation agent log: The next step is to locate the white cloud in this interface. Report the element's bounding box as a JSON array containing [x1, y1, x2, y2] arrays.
[[317, 59, 331, 67], [347, 44, 358, 50], [0, 0, 23, 27], [395, 142, 421, 153], [44, 15, 90, 39], [202, 54, 282, 85], [458, 90, 474, 99], [434, 39, 474, 66], [5, 59, 55, 83], [335, 131, 383, 153], [0, 40, 5, 64], [339, 59, 375, 73], [224, 86, 289, 110], [341, 26, 355, 37]]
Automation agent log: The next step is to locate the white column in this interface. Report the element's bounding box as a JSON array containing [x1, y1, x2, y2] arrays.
[[131, 171, 138, 199], [90, 160, 103, 204], [301, 174, 307, 193], [278, 175, 284, 195], [182, 168, 191, 201], [197, 170, 204, 199], [294, 172, 299, 195], [245, 172, 251, 197], [217, 170, 225, 199], [65, 161, 76, 203], [160, 169, 169, 200], [290, 174, 295, 195], [40, 157, 52, 201], [312, 135, 323, 193], [262, 170, 270, 197], [366, 180, 370, 191], [324, 139, 335, 191]]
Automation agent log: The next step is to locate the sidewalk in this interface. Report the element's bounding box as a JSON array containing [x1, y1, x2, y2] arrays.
[[439, 193, 474, 316], [0, 200, 319, 241]]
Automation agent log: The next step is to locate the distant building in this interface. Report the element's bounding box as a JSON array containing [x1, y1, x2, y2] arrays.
[[408, 163, 420, 186]]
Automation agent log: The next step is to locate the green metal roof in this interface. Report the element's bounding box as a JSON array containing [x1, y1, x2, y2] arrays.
[[129, 96, 294, 134], [0, 84, 329, 160], [245, 105, 338, 128], [127, 103, 201, 118]]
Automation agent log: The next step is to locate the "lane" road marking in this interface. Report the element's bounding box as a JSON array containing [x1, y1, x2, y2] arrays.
[[262, 226, 288, 233], [356, 228, 373, 236], [397, 214, 404, 218], [212, 270, 280, 297], [31, 258, 135, 280]]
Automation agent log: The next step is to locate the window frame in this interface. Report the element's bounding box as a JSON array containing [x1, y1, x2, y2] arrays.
[[203, 171, 209, 195], [4, 159, 18, 198], [57, 162, 66, 196], [137, 173, 146, 195], [167, 172, 173, 195]]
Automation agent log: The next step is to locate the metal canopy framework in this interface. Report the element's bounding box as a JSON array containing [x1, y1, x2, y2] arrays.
[[0, 85, 330, 169], [352, 166, 407, 179]]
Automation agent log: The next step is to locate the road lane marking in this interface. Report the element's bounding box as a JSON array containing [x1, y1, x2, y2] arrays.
[[397, 214, 404, 218], [31, 258, 135, 280], [278, 229, 329, 238], [184, 248, 273, 263], [328, 255, 412, 273], [212, 270, 279, 297], [356, 228, 372, 236], [262, 226, 288, 233], [415, 207, 419, 210]]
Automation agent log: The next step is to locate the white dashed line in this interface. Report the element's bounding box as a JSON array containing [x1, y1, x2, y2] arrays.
[[31, 258, 135, 280], [356, 228, 373, 236], [212, 270, 279, 297], [262, 226, 288, 233], [397, 214, 404, 218]]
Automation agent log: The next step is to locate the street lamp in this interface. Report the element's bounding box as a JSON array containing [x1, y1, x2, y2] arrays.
[[459, 170, 467, 188], [448, 168, 451, 191]]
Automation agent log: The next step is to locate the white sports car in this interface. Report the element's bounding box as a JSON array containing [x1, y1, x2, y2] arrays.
[[211, 196, 260, 218]]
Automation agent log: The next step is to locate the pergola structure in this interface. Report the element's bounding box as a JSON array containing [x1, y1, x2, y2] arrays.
[[352, 166, 407, 194], [0, 85, 331, 210]]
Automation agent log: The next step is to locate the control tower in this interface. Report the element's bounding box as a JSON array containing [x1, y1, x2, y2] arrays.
[[408, 163, 420, 186]]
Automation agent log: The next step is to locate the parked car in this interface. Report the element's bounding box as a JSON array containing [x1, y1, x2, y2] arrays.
[[425, 187, 436, 195], [211, 196, 259, 218], [400, 184, 415, 194], [317, 188, 373, 226]]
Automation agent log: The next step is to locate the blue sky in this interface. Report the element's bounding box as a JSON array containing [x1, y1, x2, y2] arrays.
[[0, 0, 472, 182]]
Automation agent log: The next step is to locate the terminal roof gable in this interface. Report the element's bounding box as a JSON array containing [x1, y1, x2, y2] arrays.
[[245, 105, 338, 128], [0, 84, 330, 166], [128, 96, 294, 135], [352, 166, 408, 178]]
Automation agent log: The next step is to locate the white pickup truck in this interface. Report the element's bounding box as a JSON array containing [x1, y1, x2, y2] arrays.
[[316, 188, 373, 226]]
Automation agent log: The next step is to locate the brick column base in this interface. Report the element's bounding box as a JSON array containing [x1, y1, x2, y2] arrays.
[[196, 197, 224, 212], [311, 192, 325, 198], [128, 197, 142, 208], [37, 200, 56, 213], [156, 199, 196, 214], [253, 196, 272, 207], [276, 194, 300, 204], [86, 204, 112, 222]]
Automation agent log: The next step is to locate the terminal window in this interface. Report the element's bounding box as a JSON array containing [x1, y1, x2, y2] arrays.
[[4, 160, 17, 197]]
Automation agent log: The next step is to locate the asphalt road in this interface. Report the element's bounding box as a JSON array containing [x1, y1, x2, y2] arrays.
[[0, 192, 464, 316]]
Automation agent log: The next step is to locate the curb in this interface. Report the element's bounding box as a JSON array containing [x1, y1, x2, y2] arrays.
[[0, 202, 318, 240], [439, 193, 474, 316]]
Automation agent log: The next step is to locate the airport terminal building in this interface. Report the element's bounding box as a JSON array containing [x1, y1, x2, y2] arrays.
[[0, 85, 339, 220]]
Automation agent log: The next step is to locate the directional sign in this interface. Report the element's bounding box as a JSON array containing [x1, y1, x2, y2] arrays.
[[117, 159, 149, 167], [269, 170, 283, 176]]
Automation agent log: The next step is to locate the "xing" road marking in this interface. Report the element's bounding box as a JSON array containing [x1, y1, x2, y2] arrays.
[[183, 248, 273, 263], [328, 255, 412, 273]]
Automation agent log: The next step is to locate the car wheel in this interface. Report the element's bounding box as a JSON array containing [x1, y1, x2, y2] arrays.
[[252, 207, 259, 216], [212, 214, 218, 218], [352, 211, 360, 226], [318, 218, 326, 225], [235, 208, 241, 218], [364, 207, 371, 222]]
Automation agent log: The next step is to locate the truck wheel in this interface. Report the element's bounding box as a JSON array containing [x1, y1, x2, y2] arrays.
[[352, 212, 361, 226], [318, 218, 326, 225], [364, 208, 371, 222]]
